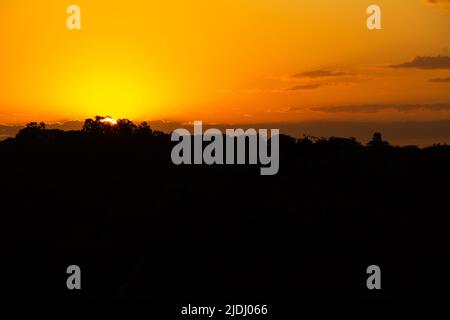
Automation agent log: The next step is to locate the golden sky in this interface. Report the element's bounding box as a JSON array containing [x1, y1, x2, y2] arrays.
[[1, 0, 450, 124]]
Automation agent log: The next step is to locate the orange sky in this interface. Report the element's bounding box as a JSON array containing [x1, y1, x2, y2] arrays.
[[1, 0, 450, 125]]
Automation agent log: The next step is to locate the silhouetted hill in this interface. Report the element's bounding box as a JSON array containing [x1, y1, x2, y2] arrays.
[[1, 116, 450, 299]]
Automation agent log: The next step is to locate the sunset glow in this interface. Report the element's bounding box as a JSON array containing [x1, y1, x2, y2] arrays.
[[100, 116, 118, 125], [0, 0, 449, 125]]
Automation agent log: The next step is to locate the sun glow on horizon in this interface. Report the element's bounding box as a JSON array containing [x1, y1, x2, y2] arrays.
[[100, 116, 118, 125]]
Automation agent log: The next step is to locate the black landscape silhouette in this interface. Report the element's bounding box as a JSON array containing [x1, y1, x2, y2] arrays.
[[1, 116, 450, 299]]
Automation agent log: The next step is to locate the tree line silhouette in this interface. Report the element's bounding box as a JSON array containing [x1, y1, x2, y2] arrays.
[[5, 115, 426, 150], [1, 116, 450, 299]]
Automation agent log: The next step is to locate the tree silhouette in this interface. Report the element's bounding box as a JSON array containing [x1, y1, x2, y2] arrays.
[[116, 119, 137, 137], [16, 122, 48, 141], [82, 117, 104, 135], [367, 132, 391, 148], [136, 121, 153, 138]]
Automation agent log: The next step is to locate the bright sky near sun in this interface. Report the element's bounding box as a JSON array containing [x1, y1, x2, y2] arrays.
[[1, 0, 450, 124]]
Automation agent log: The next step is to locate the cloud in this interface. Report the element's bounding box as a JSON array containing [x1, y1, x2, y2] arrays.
[[286, 84, 321, 91], [424, 0, 450, 4], [310, 103, 450, 113], [429, 77, 450, 83], [285, 106, 306, 112], [391, 56, 450, 69], [423, 0, 450, 9], [219, 88, 263, 93], [292, 70, 350, 79]]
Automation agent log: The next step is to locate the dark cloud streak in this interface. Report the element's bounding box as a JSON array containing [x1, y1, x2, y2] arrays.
[[310, 103, 450, 113], [391, 56, 450, 69], [292, 70, 350, 79], [425, 0, 450, 4], [286, 84, 321, 91], [429, 77, 450, 83]]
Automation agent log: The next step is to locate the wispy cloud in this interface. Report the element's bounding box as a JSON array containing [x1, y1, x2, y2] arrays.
[[291, 69, 350, 79], [286, 84, 322, 91], [310, 103, 450, 113], [429, 77, 450, 83], [219, 88, 263, 94], [424, 0, 450, 5], [391, 56, 450, 69], [284, 106, 307, 112], [422, 0, 450, 10]]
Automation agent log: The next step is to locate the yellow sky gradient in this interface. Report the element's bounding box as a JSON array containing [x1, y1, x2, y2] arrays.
[[1, 0, 450, 124]]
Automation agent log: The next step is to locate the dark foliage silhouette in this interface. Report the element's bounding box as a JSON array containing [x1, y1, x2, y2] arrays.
[[1, 116, 450, 299], [367, 132, 391, 148]]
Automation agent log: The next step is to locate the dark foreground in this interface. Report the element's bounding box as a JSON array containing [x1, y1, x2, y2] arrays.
[[1, 119, 450, 300]]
